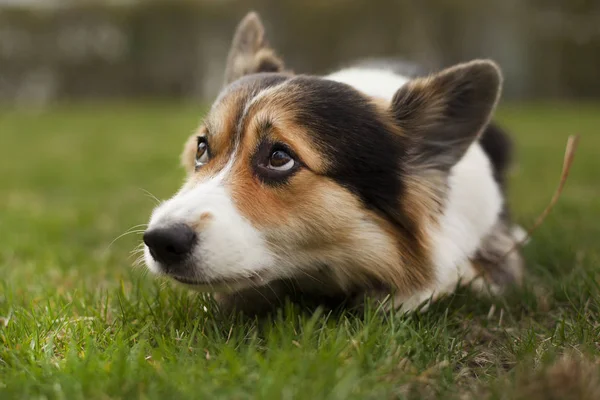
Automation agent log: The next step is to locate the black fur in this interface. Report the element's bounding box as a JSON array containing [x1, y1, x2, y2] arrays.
[[286, 76, 415, 235], [478, 122, 513, 188], [257, 57, 283, 73]]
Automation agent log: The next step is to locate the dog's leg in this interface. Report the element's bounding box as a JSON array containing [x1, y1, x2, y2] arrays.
[[470, 218, 525, 295]]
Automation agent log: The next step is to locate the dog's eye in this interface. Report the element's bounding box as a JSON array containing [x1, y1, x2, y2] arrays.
[[195, 137, 209, 168], [268, 150, 294, 171], [254, 143, 300, 184]]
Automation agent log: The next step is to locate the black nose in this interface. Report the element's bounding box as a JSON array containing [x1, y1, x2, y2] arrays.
[[143, 224, 197, 265]]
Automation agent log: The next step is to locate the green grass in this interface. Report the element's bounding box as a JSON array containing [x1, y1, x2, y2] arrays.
[[1, 102, 599, 399]]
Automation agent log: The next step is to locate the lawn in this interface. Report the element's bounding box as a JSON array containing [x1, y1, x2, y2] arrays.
[[1, 102, 599, 399]]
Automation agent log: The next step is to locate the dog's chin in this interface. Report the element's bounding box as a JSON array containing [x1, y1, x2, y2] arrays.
[[168, 273, 266, 293]]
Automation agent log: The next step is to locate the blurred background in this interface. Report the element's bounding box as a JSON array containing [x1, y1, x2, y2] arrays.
[[0, 0, 599, 107]]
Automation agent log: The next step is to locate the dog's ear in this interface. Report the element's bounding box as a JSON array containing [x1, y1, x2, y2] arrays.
[[224, 12, 286, 85], [390, 60, 502, 171]]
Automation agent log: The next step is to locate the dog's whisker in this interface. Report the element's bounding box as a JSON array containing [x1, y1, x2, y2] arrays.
[[130, 248, 145, 256], [131, 242, 145, 250], [138, 188, 161, 206], [130, 243, 145, 254], [109, 230, 145, 244], [129, 251, 145, 263], [107, 223, 147, 248], [132, 253, 146, 266], [297, 269, 325, 285], [104, 230, 147, 256], [261, 281, 281, 305], [117, 224, 149, 237], [249, 284, 274, 306]]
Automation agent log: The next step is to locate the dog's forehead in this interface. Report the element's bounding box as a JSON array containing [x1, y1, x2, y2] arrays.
[[208, 74, 374, 126], [203, 73, 290, 141], [201, 74, 401, 179], [212, 74, 290, 114]]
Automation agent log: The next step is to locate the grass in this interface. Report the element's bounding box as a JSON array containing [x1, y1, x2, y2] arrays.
[[0, 102, 599, 399]]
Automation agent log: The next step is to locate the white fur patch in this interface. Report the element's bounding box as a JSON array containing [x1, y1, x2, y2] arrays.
[[325, 67, 409, 101], [432, 144, 503, 273], [144, 154, 274, 282]]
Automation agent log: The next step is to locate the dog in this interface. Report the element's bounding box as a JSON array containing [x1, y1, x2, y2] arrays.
[[142, 12, 525, 314]]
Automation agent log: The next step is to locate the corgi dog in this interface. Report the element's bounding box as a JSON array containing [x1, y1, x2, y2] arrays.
[[142, 12, 524, 314]]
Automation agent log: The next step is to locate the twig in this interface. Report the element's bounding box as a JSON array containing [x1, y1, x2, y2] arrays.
[[502, 135, 580, 260]]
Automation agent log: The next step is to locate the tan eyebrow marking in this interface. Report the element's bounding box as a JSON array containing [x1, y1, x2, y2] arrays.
[[236, 81, 289, 139]]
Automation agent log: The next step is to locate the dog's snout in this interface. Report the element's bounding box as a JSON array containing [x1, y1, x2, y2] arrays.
[[143, 224, 197, 265]]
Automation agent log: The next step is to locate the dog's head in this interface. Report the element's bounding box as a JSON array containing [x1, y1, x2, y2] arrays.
[[143, 12, 502, 295]]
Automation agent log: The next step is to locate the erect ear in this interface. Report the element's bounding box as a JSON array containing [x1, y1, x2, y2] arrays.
[[390, 60, 502, 171], [223, 12, 286, 85]]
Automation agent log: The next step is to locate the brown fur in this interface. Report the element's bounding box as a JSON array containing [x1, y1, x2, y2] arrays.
[[392, 61, 502, 172]]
